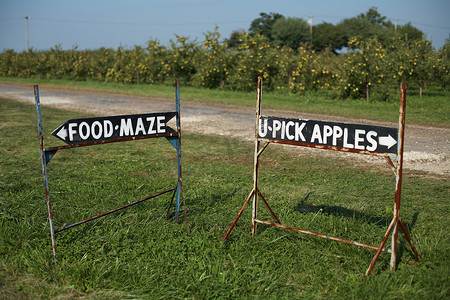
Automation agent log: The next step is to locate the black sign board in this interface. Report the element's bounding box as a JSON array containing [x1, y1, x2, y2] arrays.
[[258, 116, 398, 154], [52, 112, 177, 144]]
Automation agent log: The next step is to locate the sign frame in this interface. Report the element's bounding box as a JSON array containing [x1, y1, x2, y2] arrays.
[[222, 77, 419, 276], [34, 79, 188, 268]]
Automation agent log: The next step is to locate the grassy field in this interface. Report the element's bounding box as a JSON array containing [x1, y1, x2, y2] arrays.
[[1, 77, 449, 127], [1, 97, 449, 299]]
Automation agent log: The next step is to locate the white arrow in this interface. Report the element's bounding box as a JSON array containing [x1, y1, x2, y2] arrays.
[[56, 126, 68, 141], [379, 135, 397, 149]]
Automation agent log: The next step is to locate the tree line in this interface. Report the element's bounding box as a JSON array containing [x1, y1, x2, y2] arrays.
[[241, 8, 426, 54], [1, 8, 448, 101]]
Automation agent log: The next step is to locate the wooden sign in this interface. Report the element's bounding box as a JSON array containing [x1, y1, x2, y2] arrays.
[[52, 112, 177, 144], [258, 116, 398, 154]]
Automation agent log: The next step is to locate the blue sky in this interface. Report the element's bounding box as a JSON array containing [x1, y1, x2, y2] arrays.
[[1, 0, 449, 52]]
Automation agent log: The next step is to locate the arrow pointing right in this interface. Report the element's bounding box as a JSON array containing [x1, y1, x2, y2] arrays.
[[379, 134, 397, 149]]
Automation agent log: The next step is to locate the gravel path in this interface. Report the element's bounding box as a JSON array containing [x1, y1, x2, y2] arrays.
[[1, 83, 448, 176]]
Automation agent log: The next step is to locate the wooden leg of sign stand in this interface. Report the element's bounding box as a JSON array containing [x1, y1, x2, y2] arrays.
[[258, 190, 281, 224], [398, 218, 420, 260], [223, 77, 282, 241], [222, 188, 282, 242], [365, 83, 419, 276], [35, 85, 58, 269], [180, 181, 189, 232], [365, 217, 397, 276], [251, 140, 260, 236], [365, 216, 419, 276], [222, 189, 255, 242]]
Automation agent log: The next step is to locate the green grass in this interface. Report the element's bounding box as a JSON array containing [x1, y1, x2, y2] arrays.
[[1, 98, 449, 298], [1, 77, 449, 127]]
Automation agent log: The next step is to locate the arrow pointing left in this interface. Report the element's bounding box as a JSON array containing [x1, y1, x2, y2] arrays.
[[55, 126, 68, 141]]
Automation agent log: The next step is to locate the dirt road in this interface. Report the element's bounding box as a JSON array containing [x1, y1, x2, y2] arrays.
[[1, 83, 448, 176]]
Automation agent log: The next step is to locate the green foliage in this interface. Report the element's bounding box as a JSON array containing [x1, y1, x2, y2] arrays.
[[1, 99, 449, 298], [290, 47, 341, 93], [434, 39, 450, 91], [312, 22, 347, 53], [0, 7, 448, 102], [227, 33, 289, 91], [338, 38, 391, 101], [338, 7, 396, 48], [226, 29, 246, 49], [389, 38, 436, 97], [397, 22, 425, 42], [144, 41, 169, 84], [249, 12, 285, 40], [192, 28, 230, 88], [271, 17, 310, 50], [165, 35, 199, 83]]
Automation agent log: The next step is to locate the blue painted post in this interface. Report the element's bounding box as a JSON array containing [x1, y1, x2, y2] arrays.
[[175, 79, 182, 222], [34, 85, 57, 268], [174, 79, 188, 229]]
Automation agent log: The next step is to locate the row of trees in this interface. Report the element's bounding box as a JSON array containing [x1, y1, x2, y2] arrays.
[[1, 9, 449, 101], [242, 8, 426, 54]]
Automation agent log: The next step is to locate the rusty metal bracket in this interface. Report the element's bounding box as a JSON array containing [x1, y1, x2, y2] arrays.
[[222, 78, 419, 276], [257, 142, 270, 158], [384, 154, 397, 175], [34, 79, 188, 268]]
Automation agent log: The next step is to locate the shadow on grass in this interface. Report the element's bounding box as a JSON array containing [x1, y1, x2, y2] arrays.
[[294, 192, 390, 227], [294, 193, 419, 231], [292, 192, 420, 263], [397, 211, 420, 265]]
